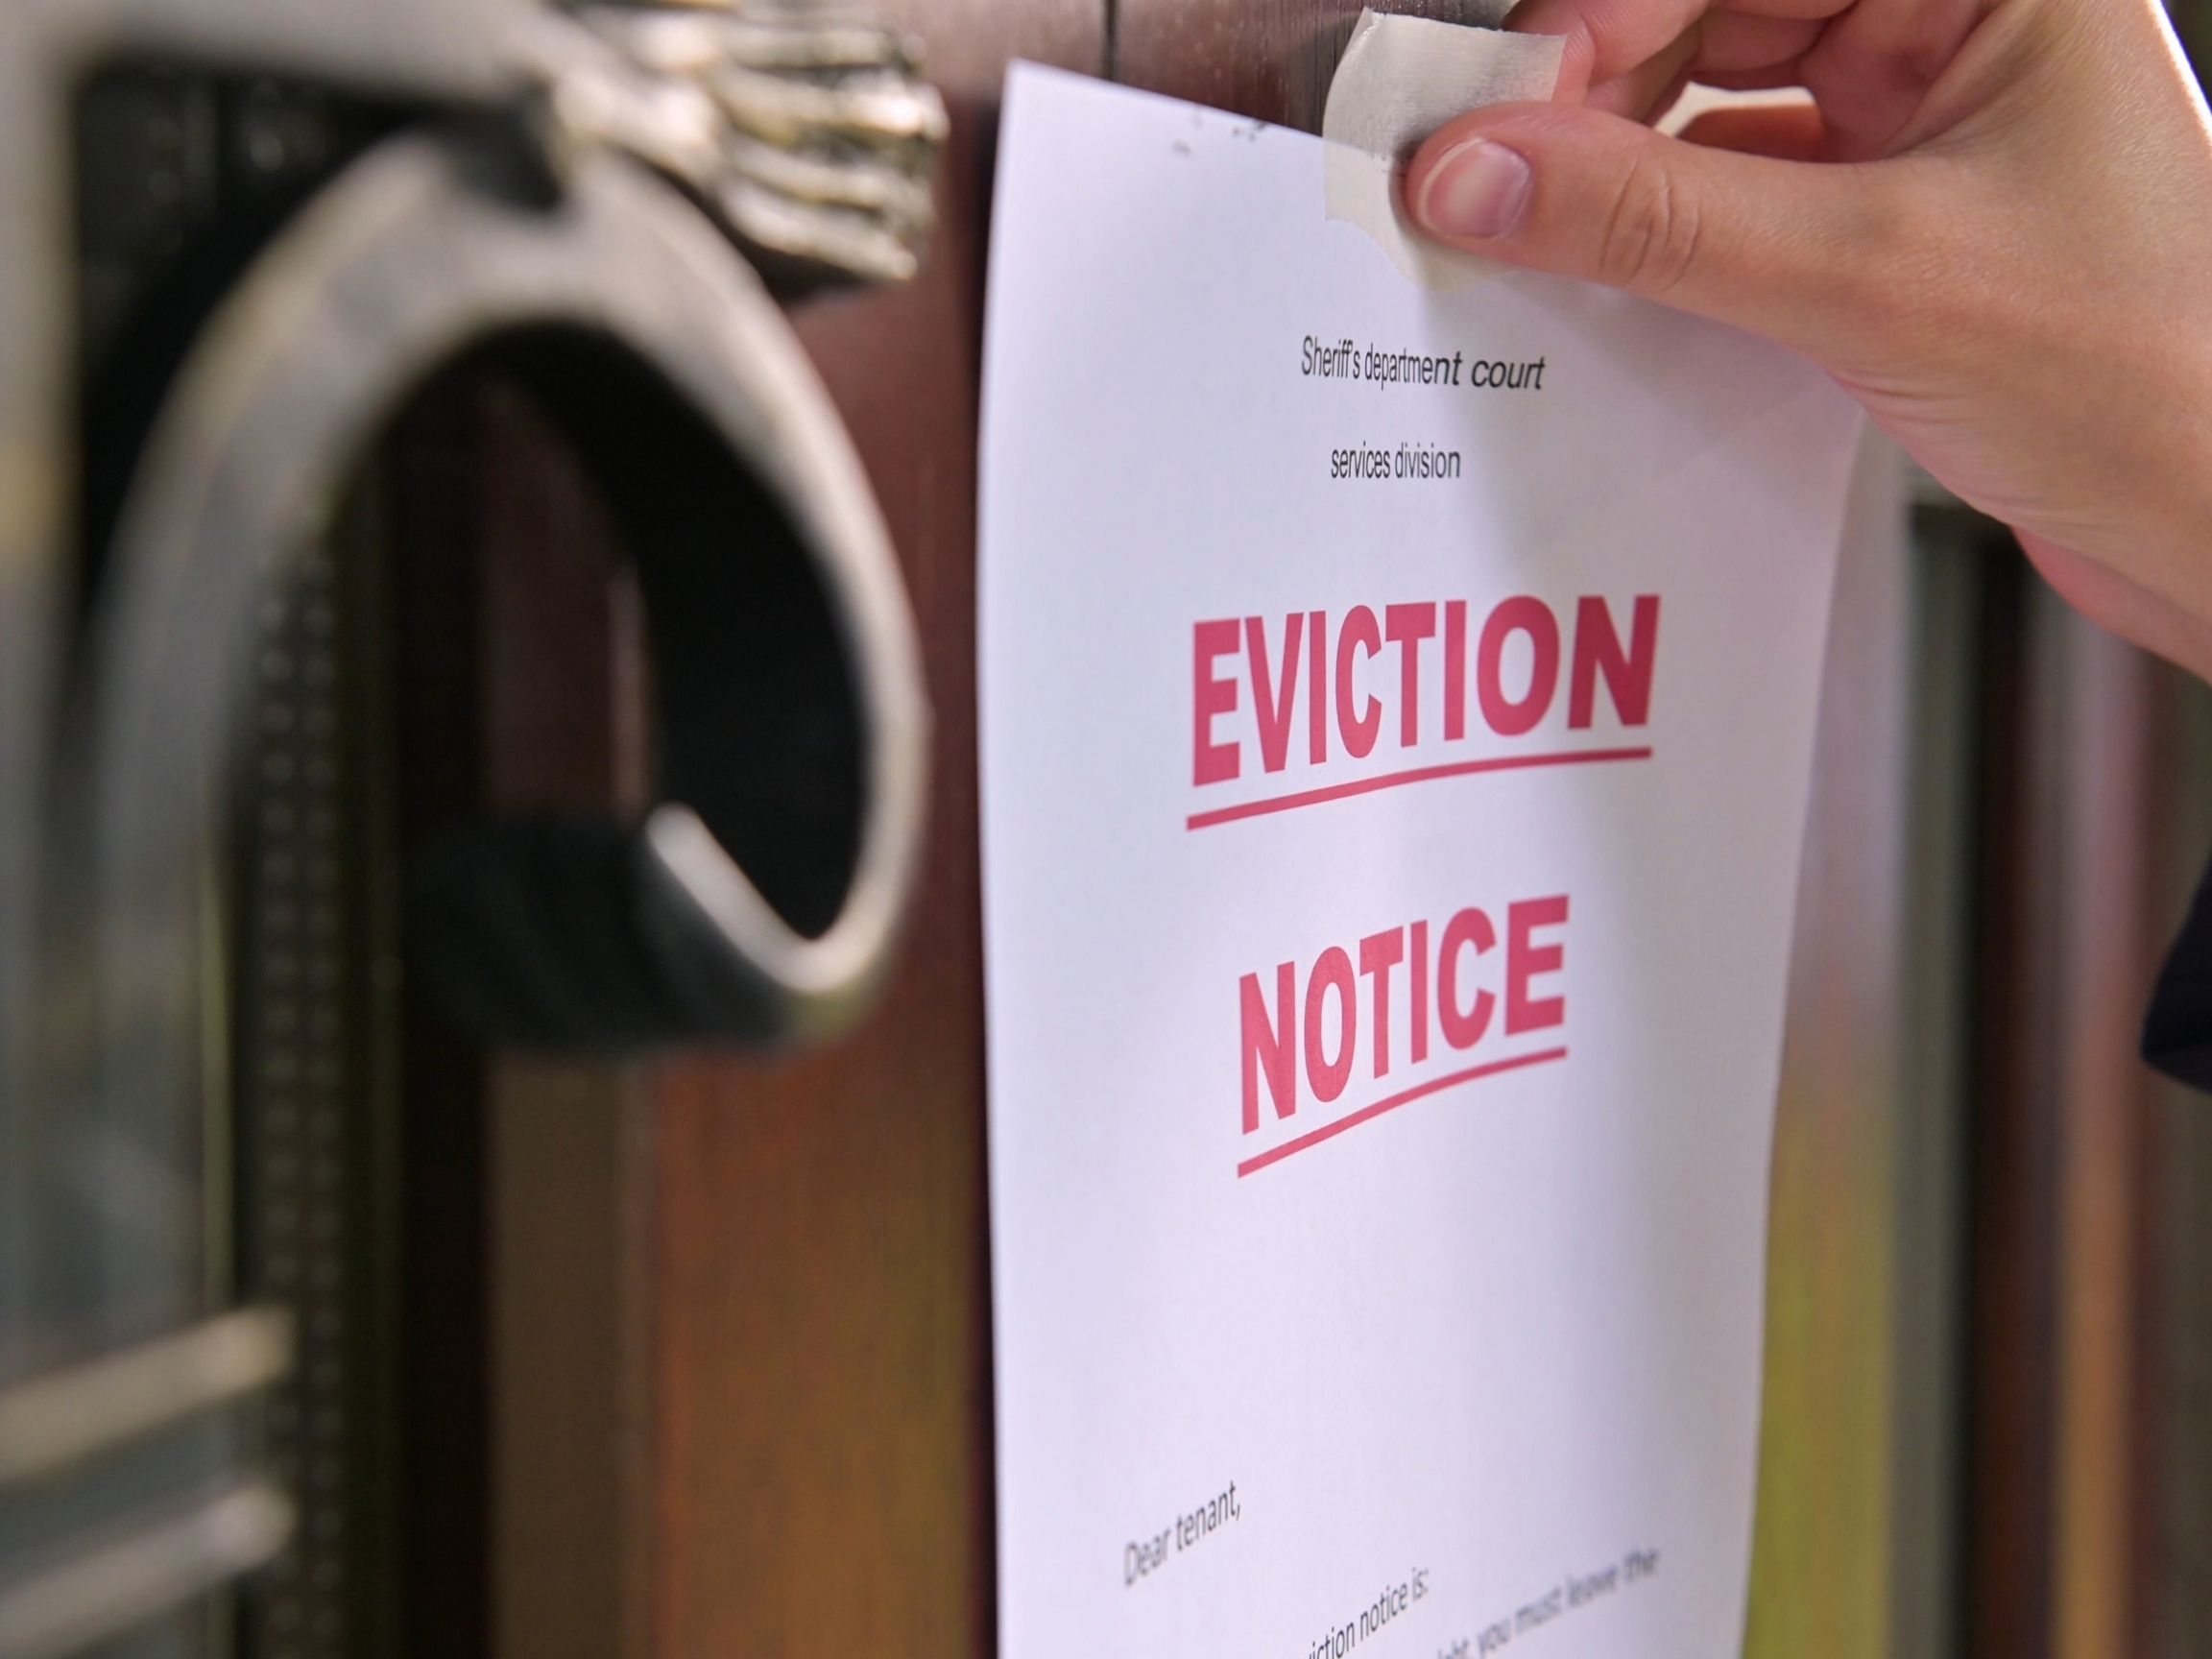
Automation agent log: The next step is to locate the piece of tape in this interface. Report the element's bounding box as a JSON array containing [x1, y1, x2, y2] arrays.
[[1322, 8, 1562, 287]]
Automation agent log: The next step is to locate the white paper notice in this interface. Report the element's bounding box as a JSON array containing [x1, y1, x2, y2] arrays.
[[979, 62, 1864, 1659]]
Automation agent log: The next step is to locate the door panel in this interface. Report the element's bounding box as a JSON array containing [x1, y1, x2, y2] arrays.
[[646, 7, 1103, 1656], [645, 8, 1949, 1656], [13, 4, 2059, 1657]]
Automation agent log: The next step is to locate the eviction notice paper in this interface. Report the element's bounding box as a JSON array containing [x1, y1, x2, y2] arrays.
[[980, 62, 1865, 1659]]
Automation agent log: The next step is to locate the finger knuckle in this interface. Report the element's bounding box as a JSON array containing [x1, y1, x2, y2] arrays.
[[1595, 155, 1705, 298]]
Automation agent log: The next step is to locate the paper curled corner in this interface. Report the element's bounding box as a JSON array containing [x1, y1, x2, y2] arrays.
[[1321, 8, 1562, 289]]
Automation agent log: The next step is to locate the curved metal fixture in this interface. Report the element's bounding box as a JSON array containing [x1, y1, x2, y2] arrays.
[[554, 1, 949, 288], [5, 4, 941, 1645], [2, 0, 947, 1147], [60, 127, 927, 1083]]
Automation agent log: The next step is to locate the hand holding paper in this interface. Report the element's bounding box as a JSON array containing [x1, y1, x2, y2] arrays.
[[1407, 0, 2212, 683]]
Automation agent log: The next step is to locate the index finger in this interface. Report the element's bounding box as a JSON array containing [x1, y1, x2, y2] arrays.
[[1508, 0, 1847, 98]]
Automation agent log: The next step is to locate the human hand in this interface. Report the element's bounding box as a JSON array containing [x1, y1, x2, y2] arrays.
[[1406, 0, 2212, 682]]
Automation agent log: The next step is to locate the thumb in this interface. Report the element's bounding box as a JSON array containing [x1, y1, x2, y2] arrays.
[[1404, 102, 1894, 360]]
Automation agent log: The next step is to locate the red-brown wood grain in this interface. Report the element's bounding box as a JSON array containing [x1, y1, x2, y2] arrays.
[[645, 7, 1103, 1656], [389, 380, 652, 1659], [1114, 0, 1494, 132]]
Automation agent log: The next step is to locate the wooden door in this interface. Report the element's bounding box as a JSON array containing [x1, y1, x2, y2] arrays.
[[625, 8, 1948, 1659], [423, 9, 1979, 1659], [36, 5, 2206, 1656], [644, 8, 1103, 1657]]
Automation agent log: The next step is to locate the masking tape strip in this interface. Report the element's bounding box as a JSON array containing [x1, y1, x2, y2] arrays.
[[1321, 8, 1562, 287]]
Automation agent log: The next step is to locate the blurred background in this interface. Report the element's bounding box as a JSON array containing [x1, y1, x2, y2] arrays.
[[3, 3, 2211, 1657]]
